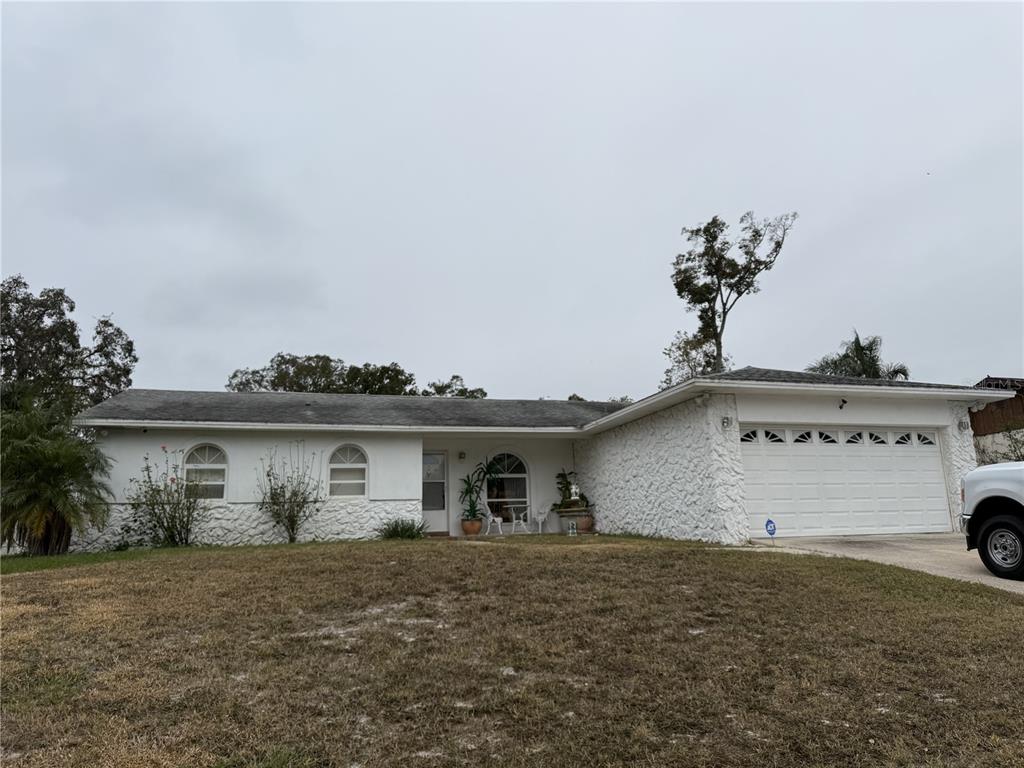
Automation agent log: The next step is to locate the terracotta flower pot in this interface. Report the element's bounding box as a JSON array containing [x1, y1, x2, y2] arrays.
[[576, 514, 594, 533], [461, 519, 483, 536]]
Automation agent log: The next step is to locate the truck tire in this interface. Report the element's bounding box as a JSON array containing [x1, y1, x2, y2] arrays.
[[978, 515, 1024, 580]]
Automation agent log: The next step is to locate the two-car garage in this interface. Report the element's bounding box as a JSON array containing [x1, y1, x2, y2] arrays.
[[741, 424, 951, 538], [574, 367, 1009, 545]]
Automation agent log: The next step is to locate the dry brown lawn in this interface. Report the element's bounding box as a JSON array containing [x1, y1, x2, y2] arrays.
[[2, 536, 1022, 767]]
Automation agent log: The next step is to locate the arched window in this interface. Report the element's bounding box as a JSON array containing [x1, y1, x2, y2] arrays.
[[184, 444, 227, 499], [329, 445, 367, 497], [485, 452, 528, 523]]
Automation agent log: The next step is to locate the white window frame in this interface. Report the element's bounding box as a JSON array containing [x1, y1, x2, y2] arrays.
[[329, 444, 368, 498], [422, 451, 447, 512], [485, 452, 530, 523], [184, 443, 228, 499]]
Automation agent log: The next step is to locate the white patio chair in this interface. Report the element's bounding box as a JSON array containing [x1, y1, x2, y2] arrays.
[[532, 502, 553, 534], [509, 504, 530, 534], [484, 505, 504, 535]]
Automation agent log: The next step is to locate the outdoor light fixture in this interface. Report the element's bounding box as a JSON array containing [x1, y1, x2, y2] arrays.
[[458, 451, 466, 460], [721, 416, 733, 428], [839, 398, 848, 409]]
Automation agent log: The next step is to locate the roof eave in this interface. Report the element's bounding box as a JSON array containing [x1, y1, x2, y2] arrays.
[[579, 378, 1014, 435], [73, 418, 586, 435]]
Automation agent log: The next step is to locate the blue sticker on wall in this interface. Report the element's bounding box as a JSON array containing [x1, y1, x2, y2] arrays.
[[765, 519, 777, 537]]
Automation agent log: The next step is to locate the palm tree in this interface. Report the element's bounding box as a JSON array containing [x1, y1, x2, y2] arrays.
[[807, 331, 910, 381], [1, 406, 112, 555]]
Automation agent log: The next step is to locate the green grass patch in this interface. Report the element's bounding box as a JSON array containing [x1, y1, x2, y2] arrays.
[[0, 548, 162, 575]]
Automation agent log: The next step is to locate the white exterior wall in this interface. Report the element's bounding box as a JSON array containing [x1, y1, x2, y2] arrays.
[[975, 428, 1024, 464], [421, 436, 575, 536], [734, 393, 958, 427], [939, 402, 978, 517], [73, 428, 423, 551], [572, 394, 746, 545], [736, 392, 978, 527]]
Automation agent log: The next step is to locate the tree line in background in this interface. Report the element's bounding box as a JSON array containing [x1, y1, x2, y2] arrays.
[[226, 353, 487, 398], [661, 211, 910, 386]]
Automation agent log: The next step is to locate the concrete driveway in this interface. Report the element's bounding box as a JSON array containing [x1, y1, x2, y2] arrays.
[[754, 532, 1024, 596]]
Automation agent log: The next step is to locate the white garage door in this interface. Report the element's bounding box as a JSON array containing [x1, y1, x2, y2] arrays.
[[741, 426, 951, 538]]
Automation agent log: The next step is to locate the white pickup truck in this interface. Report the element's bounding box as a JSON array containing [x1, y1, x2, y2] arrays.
[[961, 462, 1024, 580]]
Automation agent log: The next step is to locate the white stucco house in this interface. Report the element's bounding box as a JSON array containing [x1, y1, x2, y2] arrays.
[[73, 367, 1012, 550]]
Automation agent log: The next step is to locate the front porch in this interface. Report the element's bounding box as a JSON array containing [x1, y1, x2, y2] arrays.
[[418, 435, 592, 537]]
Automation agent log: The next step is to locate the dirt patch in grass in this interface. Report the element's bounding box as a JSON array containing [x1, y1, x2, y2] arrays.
[[2, 537, 1022, 767]]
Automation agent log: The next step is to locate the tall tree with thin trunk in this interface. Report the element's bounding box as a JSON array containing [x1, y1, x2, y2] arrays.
[[671, 211, 797, 373]]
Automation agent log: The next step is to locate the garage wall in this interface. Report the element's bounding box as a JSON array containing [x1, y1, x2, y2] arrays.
[[939, 402, 979, 518], [573, 394, 746, 544], [735, 393, 955, 426]]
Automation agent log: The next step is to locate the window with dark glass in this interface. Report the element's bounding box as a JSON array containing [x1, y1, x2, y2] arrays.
[[485, 453, 529, 523], [422, 452, 446, 511]]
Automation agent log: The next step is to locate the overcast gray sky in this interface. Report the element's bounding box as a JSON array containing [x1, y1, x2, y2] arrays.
[[3, 2, 1022, 400]]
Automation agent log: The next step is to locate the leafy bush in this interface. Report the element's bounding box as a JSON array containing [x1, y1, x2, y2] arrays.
[[0, 406, 113, 555], [123, 448, 207, 547], [256, 444, 323, 543], [375, 518, 426, 539], [458, 457, 499, 520]]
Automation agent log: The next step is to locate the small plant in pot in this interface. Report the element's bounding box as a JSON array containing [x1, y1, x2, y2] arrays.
[[458, 458, 497, 535], [551, 469, 594, 533]]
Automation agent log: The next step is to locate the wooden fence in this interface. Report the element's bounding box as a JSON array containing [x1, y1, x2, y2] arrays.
[[971, 392, 1024, 436]]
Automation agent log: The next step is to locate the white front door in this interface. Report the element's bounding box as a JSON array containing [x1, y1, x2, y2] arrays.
[[741, 426, 951, 538], [422, 452, 448, 533]]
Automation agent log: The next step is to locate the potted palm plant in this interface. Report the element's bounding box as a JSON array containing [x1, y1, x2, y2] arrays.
[[458, 458, 496, 535], [551, 469, 593, 533]]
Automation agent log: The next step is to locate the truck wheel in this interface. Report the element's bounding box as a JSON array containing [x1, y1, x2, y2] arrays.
[[978, 515, 1024, 580]]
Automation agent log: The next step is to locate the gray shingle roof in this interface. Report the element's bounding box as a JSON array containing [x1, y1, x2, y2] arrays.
[[701, 366, 999, 392], [77, 389, 628, 429]]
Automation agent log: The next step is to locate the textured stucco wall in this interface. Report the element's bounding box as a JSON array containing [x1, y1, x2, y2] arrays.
[[975, 428, 1024, 465], [572, 393, 746, 544], [939, 402, 979, 522], [70, 498, 420, 552]]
